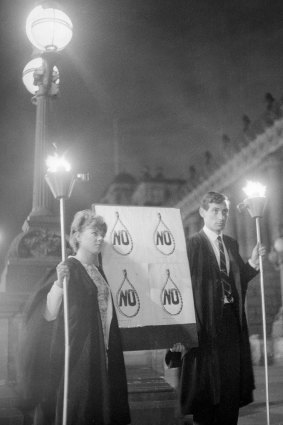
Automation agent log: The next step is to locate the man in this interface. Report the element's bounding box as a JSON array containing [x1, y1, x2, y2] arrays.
[[167, 191, 265, 425]]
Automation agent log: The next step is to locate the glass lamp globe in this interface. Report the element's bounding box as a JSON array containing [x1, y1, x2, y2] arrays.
[[26, 3, 73, 52], [23, 57, 59, 94]]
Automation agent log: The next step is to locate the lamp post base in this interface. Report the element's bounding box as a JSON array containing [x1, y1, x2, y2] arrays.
[[22, 211, 59, 233]]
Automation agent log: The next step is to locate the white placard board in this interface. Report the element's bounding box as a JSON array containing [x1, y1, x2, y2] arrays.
[[95, 204, 198, 350]]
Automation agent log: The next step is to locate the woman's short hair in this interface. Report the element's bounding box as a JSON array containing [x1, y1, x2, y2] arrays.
[[200, 191, 229, 211], [69, 209, 107, 253]]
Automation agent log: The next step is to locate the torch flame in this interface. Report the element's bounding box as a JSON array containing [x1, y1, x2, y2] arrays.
[[46, 154, 71, 173], [242, 181, 266, 198]]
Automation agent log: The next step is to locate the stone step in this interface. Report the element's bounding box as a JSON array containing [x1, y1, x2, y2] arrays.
[[0, 367, 178, 425]]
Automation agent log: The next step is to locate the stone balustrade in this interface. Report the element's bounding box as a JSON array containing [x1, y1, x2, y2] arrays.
[[177, 119, 283, 225]]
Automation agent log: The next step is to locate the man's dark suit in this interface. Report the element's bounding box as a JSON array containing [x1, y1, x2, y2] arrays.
[[167, 229, 258, 424]]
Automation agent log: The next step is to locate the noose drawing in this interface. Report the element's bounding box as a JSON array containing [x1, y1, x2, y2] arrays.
[[116, 269, 141, 318], [161, 269, 183, 315], [110, 211, 133, 255], [153, 212, 175, 255]]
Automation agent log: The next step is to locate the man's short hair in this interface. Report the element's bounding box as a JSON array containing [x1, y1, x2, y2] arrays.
[[200, 191, 229, 210]]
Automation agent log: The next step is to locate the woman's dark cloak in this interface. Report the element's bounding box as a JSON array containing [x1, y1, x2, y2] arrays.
[[19, 257, 130, 425]]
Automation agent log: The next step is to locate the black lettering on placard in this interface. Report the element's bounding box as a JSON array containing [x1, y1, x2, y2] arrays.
[[163, 289, 171, 305], [163, 231, 172, 245], [120, 230, 130, 245], [156, 231, 172, 246], [127, 289, 136, 306], [170, 288, 179, 304], [118, 289, 137, 307], [163, 288, 180, 305], [113, 230, 130, 246], [119, 290, 128, 306]]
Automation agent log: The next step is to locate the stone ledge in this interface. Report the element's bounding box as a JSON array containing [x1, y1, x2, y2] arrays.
[[0, 408, 23, 425]]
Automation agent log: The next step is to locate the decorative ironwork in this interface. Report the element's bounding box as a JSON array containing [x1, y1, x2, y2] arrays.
[[13, 229, 72, 258]]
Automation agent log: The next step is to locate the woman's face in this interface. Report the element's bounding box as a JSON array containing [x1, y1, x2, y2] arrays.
[[77, 226, 105, 255]]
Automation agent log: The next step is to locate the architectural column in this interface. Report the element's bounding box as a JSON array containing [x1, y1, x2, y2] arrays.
[[263, 152, 283, 243], [262, 152, 283, 343], [225, 188, 237, 238], [234, 205, 253, 260], [186, 211, 202, 237]]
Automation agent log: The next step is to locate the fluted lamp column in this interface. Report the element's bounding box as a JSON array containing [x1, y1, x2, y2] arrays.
[[23, 2, 73, 226], [23, 57, 60, 219]]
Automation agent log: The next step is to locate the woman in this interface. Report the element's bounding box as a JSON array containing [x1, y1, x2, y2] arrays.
[[19, 210, 131, 425]]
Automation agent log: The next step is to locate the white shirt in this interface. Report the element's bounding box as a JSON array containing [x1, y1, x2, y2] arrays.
[[203, 225, 230, 274], [45, 283, 63, 321]]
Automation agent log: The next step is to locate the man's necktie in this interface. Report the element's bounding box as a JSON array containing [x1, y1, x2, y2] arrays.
[[217, 236, 234, 303]]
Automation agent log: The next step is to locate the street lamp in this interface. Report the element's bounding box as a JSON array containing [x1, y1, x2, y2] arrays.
[[238, 180, 270, 425], [23, 2, 73, 224], [26, 3, 73, 52], [22, 3, 73, 422], [22, 57, 59, 96]]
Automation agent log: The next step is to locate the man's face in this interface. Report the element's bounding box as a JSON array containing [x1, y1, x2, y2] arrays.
[[199, 201, 229, 234]]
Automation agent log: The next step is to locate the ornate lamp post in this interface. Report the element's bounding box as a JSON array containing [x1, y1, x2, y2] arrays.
[[22, 4, 73, 423], [23, 2, 73, 225], [238, 180, 270, 425]]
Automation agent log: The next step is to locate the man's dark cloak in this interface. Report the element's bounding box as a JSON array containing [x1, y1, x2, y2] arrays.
[[19, 257, 130, 425], [166, 230, 258, 415]]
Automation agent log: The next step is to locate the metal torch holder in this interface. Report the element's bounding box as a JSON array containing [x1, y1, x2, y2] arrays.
[[45, 170, 76, 425], [243, 196, 270, 425]]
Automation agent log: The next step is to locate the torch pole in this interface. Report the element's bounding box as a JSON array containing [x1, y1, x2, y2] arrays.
[[45, 157, 85, 425], [59, 197, 70, 425], [255, 217, 270, 425]]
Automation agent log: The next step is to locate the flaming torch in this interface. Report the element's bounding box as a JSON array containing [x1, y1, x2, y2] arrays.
[[45, 153, 76, 425], [238, 180, 269, 425]]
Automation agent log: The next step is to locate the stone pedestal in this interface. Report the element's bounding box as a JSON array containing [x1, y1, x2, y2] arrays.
[[246, 259, 281, 337], [0, 232, 60, 424], [272, 306, 283, 364], [273, 338, 283, 364], [0, 292, 32, 425]]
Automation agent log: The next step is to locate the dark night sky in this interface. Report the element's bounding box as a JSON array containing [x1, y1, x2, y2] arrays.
[[1, 0, 283, 265]]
